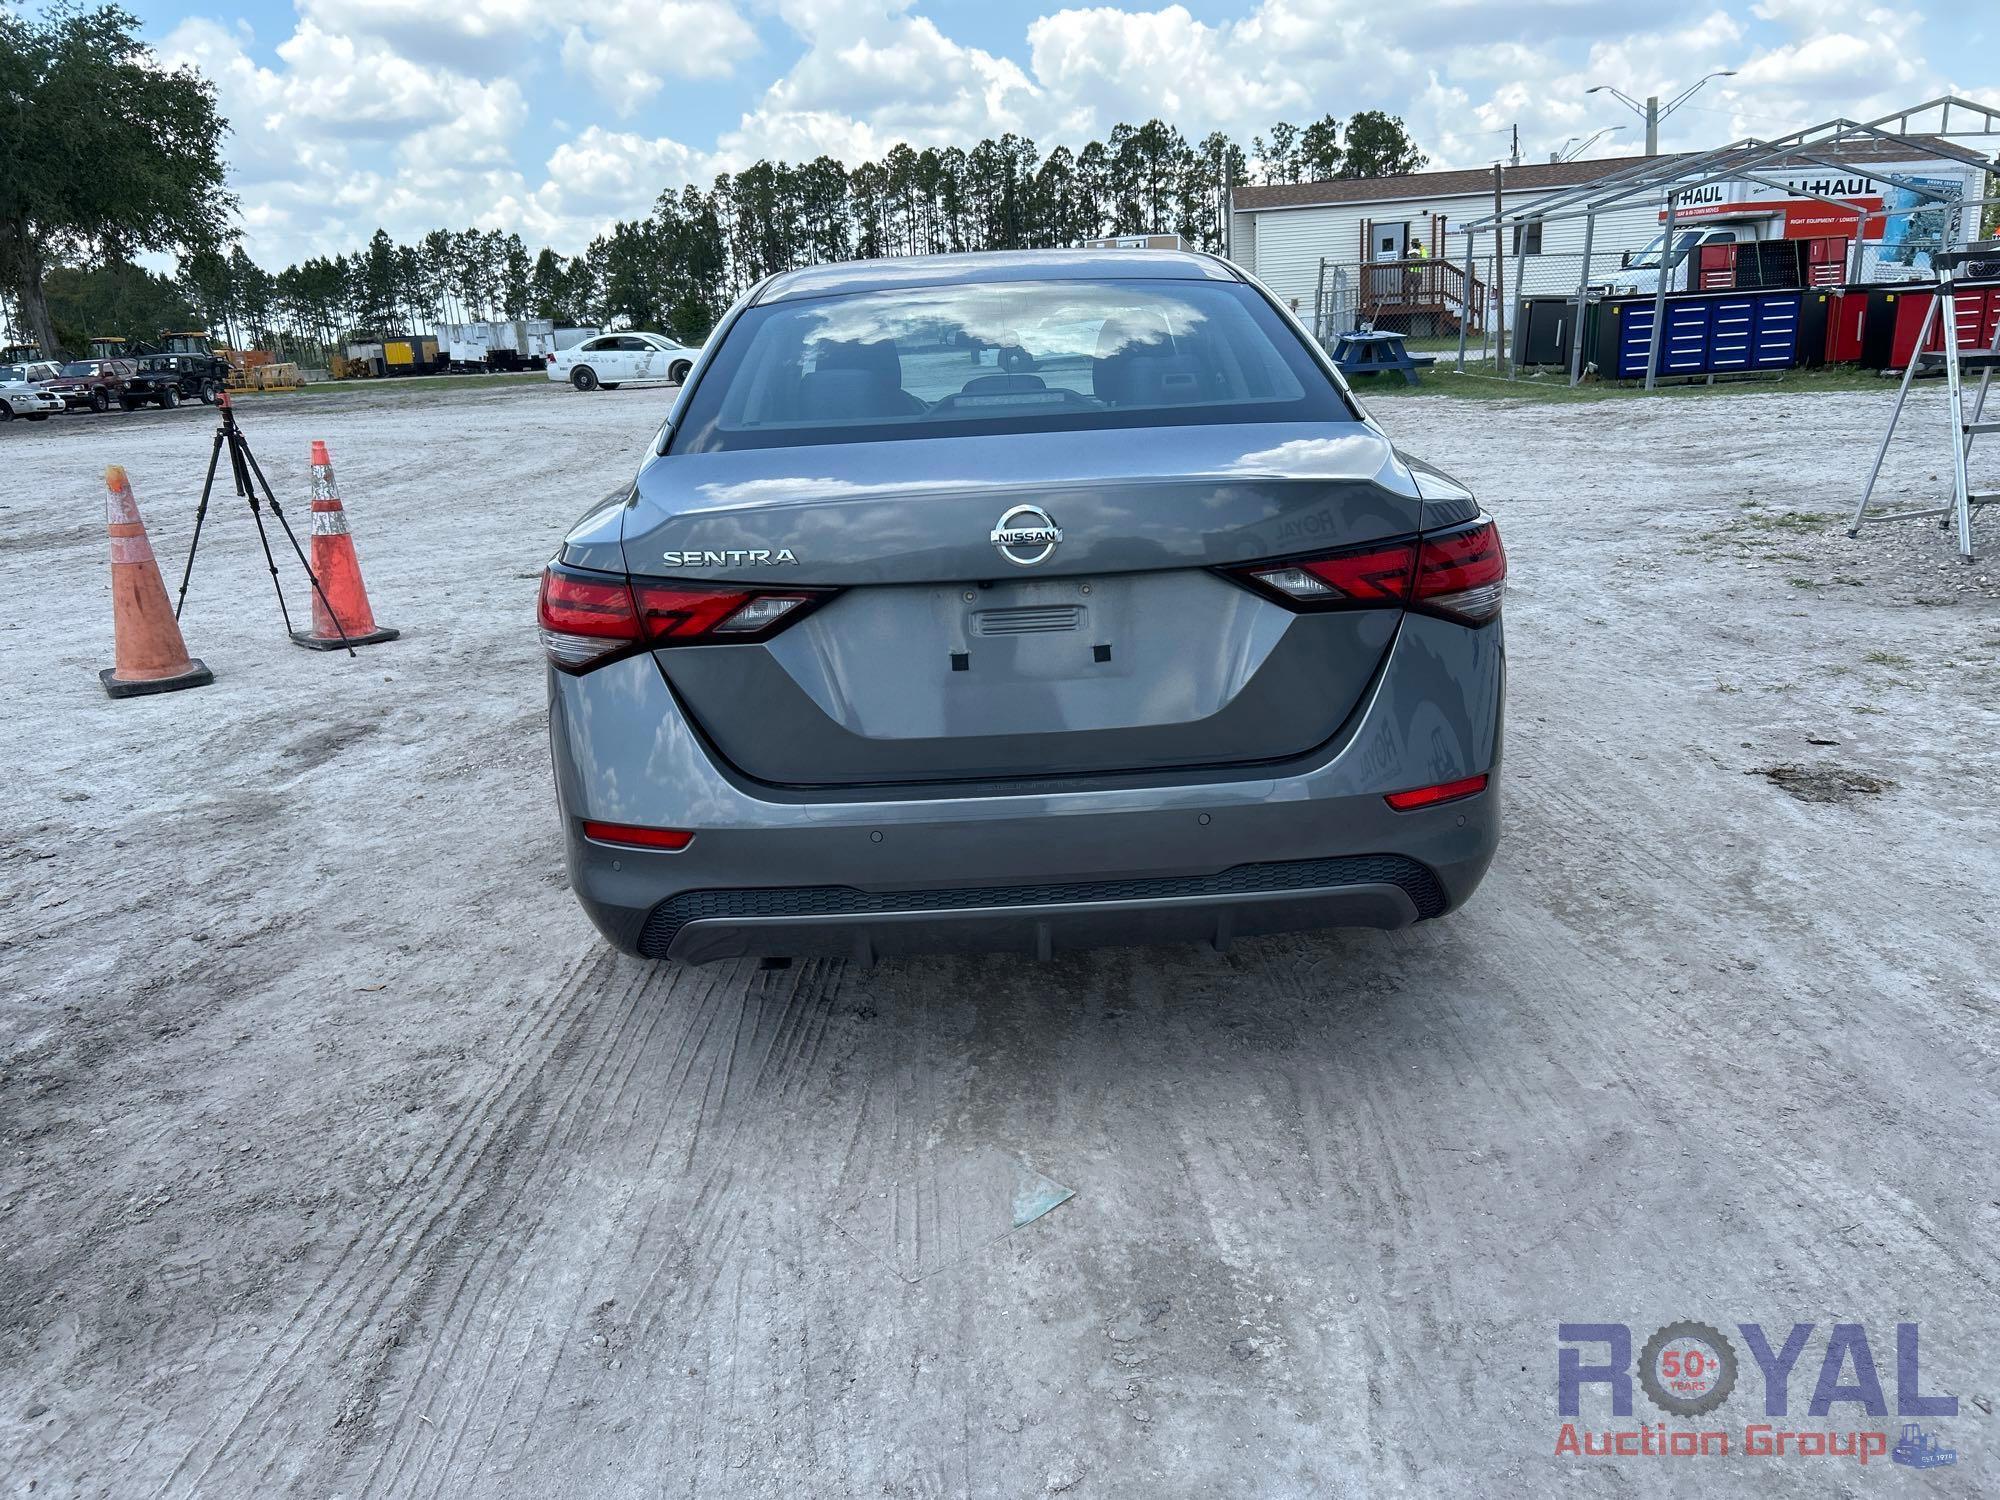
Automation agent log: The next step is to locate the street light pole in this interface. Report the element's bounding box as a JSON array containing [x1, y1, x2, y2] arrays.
[[1588, 72, 1735, 157]]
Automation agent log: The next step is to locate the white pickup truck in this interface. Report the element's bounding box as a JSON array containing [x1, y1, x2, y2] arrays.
[[1601, 225, 1757, 296]]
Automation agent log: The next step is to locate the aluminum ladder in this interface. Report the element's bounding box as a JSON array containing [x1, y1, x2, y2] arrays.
[[1848, 239, 2000, 562]]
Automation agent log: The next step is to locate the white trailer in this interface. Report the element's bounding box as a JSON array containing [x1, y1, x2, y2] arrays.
[[436, 320, 599, 372]]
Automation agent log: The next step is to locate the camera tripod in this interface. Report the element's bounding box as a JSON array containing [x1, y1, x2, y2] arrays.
[[173, 395, 356, 656]]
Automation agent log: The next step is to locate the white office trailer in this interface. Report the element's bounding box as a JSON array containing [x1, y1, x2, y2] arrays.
[[1227, 137, 1988, 350]]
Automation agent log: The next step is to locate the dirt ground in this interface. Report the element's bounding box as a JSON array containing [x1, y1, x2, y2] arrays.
[[2, 378, 1996, 1498]]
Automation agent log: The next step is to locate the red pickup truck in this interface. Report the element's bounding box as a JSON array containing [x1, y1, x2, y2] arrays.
[[44, 358, 139, 413]]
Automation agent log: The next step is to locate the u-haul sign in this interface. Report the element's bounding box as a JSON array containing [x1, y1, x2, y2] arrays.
[[1661, 162, 1972, 241]]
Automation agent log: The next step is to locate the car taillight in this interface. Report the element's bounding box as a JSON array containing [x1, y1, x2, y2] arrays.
[[1226, 517, 1505, 624], [538, 565, 639, 669], [538, 562, 834, 671], [1413, 520, 1506, 622], [1240, 539, 1416, 605]]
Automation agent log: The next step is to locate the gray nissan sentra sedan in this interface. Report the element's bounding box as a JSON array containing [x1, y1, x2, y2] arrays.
[[541, 248, 1504, 963]]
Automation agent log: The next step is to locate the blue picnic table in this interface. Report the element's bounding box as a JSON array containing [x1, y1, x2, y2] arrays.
[[1328, 330, 1436, 387]]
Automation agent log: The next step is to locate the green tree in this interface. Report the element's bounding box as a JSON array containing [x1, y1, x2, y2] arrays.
[[0, 3, 233, 354], [848, 161, 889, 259], [1074, 140, 1111, 240], [1264, 121, 1300, 184], [1339, 111, 1427, 179], [1298, 115, 1342, 181], [355, 228, 398, 334], [501, 233, 531, 318], [41, 258, 200, 350], [1195, 131, 1246, 252]]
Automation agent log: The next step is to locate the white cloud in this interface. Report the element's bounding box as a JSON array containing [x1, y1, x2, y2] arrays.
[[156, 14, 533, 266], [559, 0, 759, 106], [297, 0, 545, 66], [1025, 6, 1309, 135], [156, 0, 1990, 268]]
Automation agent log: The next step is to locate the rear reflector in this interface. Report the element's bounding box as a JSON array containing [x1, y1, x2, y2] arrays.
[[1384, 773, 1488, 811], [539, 562, 836, 671], [582, 820, 694, 850]]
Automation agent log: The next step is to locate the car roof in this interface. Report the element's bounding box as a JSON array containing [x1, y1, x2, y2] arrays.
[[752, 248, 1242, 305]]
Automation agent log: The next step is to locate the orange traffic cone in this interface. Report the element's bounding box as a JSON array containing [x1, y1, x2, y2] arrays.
[[100, 465, 213, 698], [292, 439, 398, 650]]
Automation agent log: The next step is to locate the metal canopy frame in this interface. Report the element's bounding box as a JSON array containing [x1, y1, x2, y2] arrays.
[[1865, 95, 2000, 139], [1452, 95, 2000, 389], [1463, 117, 1994, 236]]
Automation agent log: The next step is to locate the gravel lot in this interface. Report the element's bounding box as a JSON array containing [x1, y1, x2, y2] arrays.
[[3, 378, 1996, 1497]]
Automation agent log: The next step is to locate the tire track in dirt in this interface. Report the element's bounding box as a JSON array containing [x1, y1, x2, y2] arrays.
[[348, 957, 716, 1497], [327, 954, 851, 1498], [341, 972, 676, 1496], [288, 954, 674, 1489], [147, 943, 630, 1497]]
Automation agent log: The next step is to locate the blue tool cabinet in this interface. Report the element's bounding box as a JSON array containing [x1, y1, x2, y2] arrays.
[[1595, 290, 1807, 378]]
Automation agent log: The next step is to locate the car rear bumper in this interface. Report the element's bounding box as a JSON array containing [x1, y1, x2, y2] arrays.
[[618, 852, 1464, 962], [548, 610, 1504, 962]]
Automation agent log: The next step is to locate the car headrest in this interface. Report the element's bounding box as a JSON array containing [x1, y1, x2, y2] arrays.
[[1094, 312, 1174, 362], [1093, 311, 1178, 405], [799, 368, 905, 422], [814, 338, 902, 385]]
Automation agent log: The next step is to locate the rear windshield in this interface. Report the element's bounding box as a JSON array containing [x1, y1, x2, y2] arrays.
[[670, 277, 1350, 453]]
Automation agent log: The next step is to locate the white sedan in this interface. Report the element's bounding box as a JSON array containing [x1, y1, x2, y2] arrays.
[[0, 364, 62, 422], [547, 331, 699, 392]]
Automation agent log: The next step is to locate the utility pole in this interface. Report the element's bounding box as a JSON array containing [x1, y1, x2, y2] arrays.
[[1510, 124, 1521, 167], [1644, 96, 1659, 156], [1492, 163, 1506, 375], [1221, 150, 1233, 261]]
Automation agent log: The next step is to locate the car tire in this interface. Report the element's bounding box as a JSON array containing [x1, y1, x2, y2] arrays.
[[160, 386, 180, 409], [0, 402, 12, 422], [199, 380, 218, 404], [571, 367, 599, 392], [91, 388, 111, 413], [669, 360, 691, 384]]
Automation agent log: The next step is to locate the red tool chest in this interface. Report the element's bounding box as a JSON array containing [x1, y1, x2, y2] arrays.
[[1805, 237, 1848, 287], [1697, 244, 1736, 291], [1857, 283, 2000, 368], [1823, 288, 1867, 362]]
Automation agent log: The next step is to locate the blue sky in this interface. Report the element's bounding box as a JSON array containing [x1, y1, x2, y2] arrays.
[[83, 1, 1998, 268]]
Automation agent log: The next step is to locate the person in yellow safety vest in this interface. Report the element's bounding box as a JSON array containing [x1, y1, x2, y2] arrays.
[[1410, 238, 1429, 259]]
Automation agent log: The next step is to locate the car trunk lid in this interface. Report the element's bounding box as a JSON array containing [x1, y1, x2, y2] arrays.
[[621, 422, 1429, 788]]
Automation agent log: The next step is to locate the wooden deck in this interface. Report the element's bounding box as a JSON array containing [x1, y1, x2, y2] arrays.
[[1359, 258, 1488, 334]]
